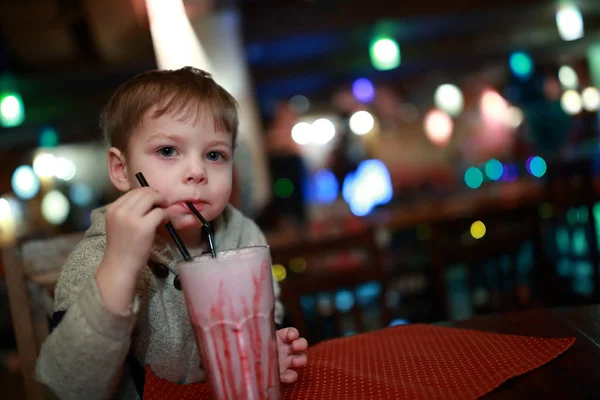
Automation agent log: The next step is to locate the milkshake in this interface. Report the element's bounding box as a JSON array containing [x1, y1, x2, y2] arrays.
[[177, 246, 280, 400]]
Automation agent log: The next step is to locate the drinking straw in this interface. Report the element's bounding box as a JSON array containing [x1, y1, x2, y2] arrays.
[[135, 172, 192, 262], [185, 202, 217, 258]]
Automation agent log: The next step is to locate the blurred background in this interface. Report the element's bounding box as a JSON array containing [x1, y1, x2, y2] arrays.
[[3, 0, 600, 396]]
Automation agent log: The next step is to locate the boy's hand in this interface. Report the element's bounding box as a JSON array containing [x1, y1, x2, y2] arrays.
[[276, 327, 308, 384], [96, 187, 168, 313]]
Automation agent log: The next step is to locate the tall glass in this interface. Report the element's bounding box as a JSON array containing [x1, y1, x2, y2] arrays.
[[177, 246, 280, 400]]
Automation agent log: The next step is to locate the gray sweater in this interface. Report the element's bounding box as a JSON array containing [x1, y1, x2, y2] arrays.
[[35, 204, 283, 399]]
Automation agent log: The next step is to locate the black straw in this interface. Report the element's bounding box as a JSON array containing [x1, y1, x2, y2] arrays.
[[135, 172, 192, 262], [186, 202, 217, 258]]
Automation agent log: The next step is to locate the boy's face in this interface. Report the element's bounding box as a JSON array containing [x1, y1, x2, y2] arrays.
[[108, 108, 234, 230]]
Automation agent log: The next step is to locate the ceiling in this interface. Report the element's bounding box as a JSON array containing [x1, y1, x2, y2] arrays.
[[241, 0, 600, 107], [0, 0, 599, 149]]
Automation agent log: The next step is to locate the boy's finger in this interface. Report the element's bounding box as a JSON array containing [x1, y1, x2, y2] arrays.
[[277, 327, 295, 342], [286, 327, 299, 341], [292, 338, 308, 351], [280, 369, 298, 384], [124, 188, 168, 214], [291, 353, 307, 368]]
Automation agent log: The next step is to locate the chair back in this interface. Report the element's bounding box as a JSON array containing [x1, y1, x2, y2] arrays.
[[2, 232, 84, 400]]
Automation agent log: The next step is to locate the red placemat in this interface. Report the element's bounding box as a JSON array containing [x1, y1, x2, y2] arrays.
[[143, 324, 574, 399]]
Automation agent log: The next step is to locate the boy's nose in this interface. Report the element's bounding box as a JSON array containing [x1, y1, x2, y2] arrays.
[[185, 162, 207, 184]]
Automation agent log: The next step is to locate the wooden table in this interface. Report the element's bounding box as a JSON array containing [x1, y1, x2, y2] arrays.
[[447, 305, 600, 398]]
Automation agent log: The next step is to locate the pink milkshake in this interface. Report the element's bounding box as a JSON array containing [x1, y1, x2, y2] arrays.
[[177, 246, 280, 400]]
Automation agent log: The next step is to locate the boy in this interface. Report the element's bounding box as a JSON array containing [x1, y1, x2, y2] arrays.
[[35, 67, 308, 399]]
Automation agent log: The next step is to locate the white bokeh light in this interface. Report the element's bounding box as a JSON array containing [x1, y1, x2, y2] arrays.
[[558, 65, 579, 89], [561, 90, 583, 115], [54, 157, 77, 181], [33, 153, 57, 178], [41, 190, 70, 225], [506, 106, 524, 128], [434, 84, 464, 117], [556, 5, 584, 41], [582, 87, 600, 112], [291, 122, 312, 145], [349, 111, 375, 135], [311, 118, 336, 144], [480, 89, 510, 126], [424, 109, 453, 146]]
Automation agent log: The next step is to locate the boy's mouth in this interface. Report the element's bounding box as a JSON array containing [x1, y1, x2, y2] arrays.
[[178, 201, 208, 212]]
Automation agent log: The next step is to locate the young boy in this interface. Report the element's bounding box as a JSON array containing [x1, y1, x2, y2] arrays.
[[35, 67, 308, 399]]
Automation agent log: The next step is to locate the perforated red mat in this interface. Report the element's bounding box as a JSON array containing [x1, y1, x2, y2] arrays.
[[144, 324, 574, 399]]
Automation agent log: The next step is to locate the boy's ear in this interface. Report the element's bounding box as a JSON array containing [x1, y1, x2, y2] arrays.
[[107, 147, 132, 192]]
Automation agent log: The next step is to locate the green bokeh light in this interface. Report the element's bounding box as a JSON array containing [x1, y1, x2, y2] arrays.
[[39, 126, 59, 147], [0, 92, 25, 128], [509, 52, 533, 79], [370, 37, 401, 71], [484, 159, 503, 181], [464, 167, 483, 189], [274, 178, 294, 198]]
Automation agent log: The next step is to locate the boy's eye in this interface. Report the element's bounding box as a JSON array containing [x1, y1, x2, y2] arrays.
[[158, 147, 178, 157], [206, 151, 224, 161]]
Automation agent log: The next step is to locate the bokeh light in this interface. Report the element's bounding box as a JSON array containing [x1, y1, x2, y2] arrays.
[[274, 178, 294, 198], [561, 90, 582, 115], [288, 257, 307, 274], [349, 110, 375, 135], [289, 95, 310, 115], [480, 89, 510, 125], [11, 165, 40, 200], [335, 290, 355, 313], [464, 167, 483, 189], [314, 169, 339, 204], [502, 163, 519, 182], [556, 4, 584, 41], [39, 126, 59, 148], [527, 156, 547, 178], [470, 220, 486, 239], [509, 52, 533, 79], [291, 122, 312, 145], [0, 92, 25, 128], [485, 159, 503, 181], [41, 190, 70, 225], [342, 159, 393, 216], [370, 37, 400, 70], [352, 78, 375, 103], [311, 118, 336, 144], [434, 84, 464, 117], [272, 264, 287, 282], [54, 157, 76, 181], [69, 183, 94, 207], [558, 65, 579, 89], [506, 106, 524, 128], [582, 87, 600, 112], [424, 109, 453, 146], [33, 152, 57, 178]]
